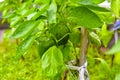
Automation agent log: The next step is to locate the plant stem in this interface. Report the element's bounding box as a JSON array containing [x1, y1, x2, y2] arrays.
[[80, 27, 88, 66], [79, 27, 88, 80]]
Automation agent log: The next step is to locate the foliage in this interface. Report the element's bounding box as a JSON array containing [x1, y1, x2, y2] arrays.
[[1, 40, 120, 80], [0, 41, 44, 80], [0, 0, 120, 80], [41, 46, 64, 79]]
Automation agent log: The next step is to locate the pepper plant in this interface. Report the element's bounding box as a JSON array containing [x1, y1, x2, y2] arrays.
[[0, 0, 120, 80]]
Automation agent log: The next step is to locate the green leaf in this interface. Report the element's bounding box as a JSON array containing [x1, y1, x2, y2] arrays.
[[70, 6, 103, 28], [10, 16, 22, 26], [3, 29, 12, 40], [2, 12, 15, 19], [48, 0, 57, 24], [89, 32, 101, 46], [20, 0, 33, 9], [61, 45, 70, 60], [0, 2, 4, 11], [2, 8, 9, 17], [48, 22, 69, 45], [27, 12, 38, 20], [18, 9, 28, 16], [111, 0, 120, 18], [15, 35, 36, 59], [69, 30, 81, 45], [85, 5, 110, 12], [31, 5, 48, 20], [95, 58, 113, 79], [95, 12, 114, 24], [49, 24, 68, 39], [41, 46, 64, 77], [106, 40, 120, 54], [91, 0, 105, 4], [79, 0, 110, 12], [11, 21, 39, 39], [34, 0, 50, 4], [114, 53, 120, 65], [37, 21, 45, 30], [100, 23, 113, 47], [61, 45, 74, 62], [37, 37, 55, 58], [19, 8, 35, 18]]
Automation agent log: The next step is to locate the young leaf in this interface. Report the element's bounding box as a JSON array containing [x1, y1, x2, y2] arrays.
[[10, 21, 39, 39], [106, 40, 120, 54], [48, 22, 69, 45], [41, 46, 64, 77], [15, 35, 36, 59], [111, 0, 120, 18], [89, 32, 101, 47], [70, 6, 103, 28], [47, 0, 57, 24], [100, 23, 113, 47]]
